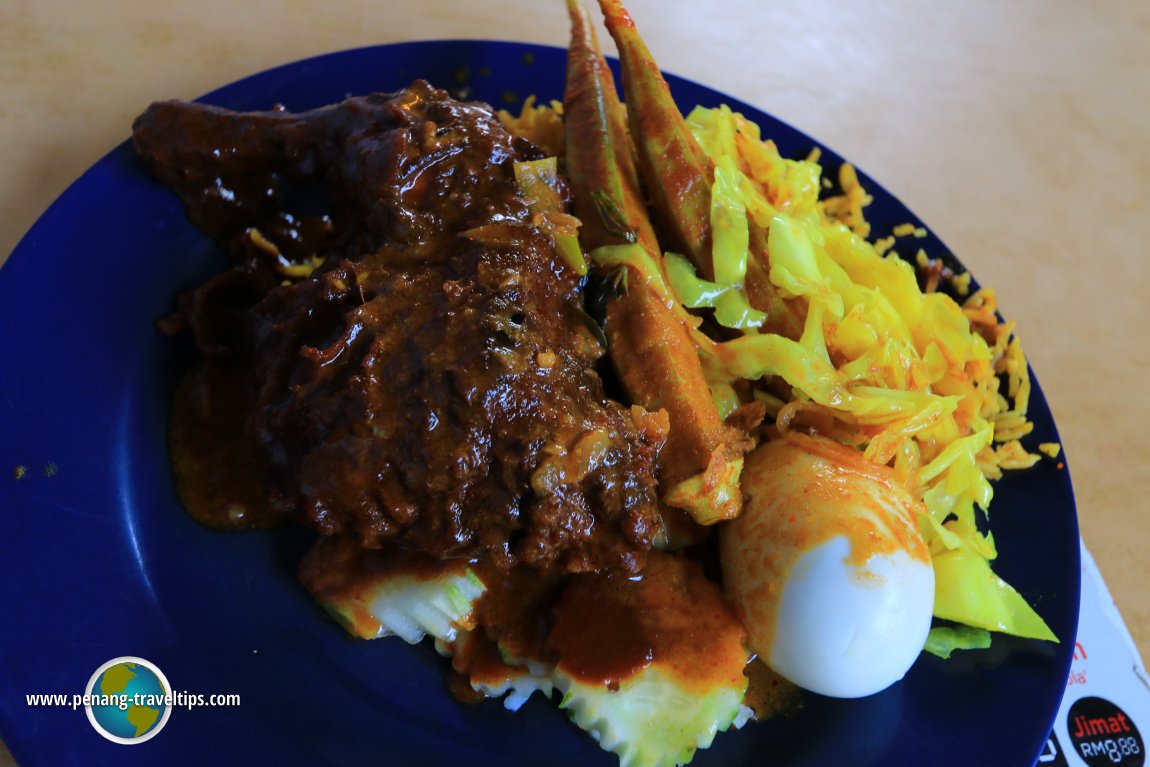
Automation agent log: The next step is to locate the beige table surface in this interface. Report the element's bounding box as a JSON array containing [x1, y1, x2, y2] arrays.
[[2, 0, 1147, 763]]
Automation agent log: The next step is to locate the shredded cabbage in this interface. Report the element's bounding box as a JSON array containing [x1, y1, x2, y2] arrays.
[[514, 157, 588, 275], [663, 252, 765, 331], [658, 131, 766, 333], [932, 548, 1057, 641], [679, 104, 1054, 644], [923, 624, 993, 660]]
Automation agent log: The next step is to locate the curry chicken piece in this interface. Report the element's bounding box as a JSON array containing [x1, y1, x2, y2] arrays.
[[134, 81, 667, 573]]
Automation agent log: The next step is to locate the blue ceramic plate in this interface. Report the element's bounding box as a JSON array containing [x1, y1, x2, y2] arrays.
[[0, 41, 1079, 766]]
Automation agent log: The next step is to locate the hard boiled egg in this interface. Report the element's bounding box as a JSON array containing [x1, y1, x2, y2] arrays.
[[720, 433, 934, 698]]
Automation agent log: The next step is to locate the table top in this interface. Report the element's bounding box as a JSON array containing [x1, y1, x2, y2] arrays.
[[2, 0, 1147, 763]]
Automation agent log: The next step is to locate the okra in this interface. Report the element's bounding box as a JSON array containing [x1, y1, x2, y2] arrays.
[[597, 0, 715, 280], [564, 0, 746, 523]]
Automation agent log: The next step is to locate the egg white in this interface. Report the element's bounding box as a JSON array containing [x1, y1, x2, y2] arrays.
[[768, 535, 934, 697], [720, 433, 935, 698]]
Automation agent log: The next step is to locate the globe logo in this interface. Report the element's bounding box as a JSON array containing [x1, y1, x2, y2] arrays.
[[84, 657, 172, 744]]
